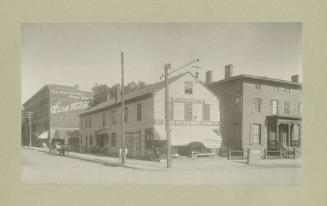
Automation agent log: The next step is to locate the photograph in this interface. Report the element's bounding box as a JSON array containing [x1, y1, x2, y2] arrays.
[[21, 23, 302, 185]]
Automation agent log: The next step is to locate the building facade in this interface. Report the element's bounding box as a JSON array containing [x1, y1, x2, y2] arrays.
[[207, 65, 302, 157], [79, 72, 222, 160], [22, 84, 93, 149]]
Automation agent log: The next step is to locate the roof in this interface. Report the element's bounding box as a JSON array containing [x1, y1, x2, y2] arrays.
[[210, 74, 302, 87], [80, 72, 190, 116], [23, 84, 93, 107]]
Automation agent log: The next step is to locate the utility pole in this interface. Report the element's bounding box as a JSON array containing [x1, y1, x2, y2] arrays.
[[164, 63, 172, 168], [25, 111, 34, 148], [163, 59, 199, 169], [121, 52, 126, 164]]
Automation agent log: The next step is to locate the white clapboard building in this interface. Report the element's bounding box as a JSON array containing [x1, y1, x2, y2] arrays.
[[79, 72, 222, 160]]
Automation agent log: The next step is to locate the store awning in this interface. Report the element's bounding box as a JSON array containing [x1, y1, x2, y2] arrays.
[[36, 131, 48, 139], [50, 129, 79, 142], [154, 125, 222, 148]]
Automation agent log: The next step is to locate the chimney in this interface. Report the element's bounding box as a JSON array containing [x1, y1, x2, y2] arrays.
[[205, 71, 213, 83], [291, 75, 300, 83], [225, 64, 233, 79]]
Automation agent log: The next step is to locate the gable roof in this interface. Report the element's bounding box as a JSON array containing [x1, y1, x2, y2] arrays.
[[80, 72, 191, 116], [23, 84, 92, 107], [209, 74, 302, 87]]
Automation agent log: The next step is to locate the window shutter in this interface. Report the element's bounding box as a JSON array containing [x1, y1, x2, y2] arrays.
[[260, 98, 263, 113], [249, 124, 253, 145], [251, 98, 255, 113]]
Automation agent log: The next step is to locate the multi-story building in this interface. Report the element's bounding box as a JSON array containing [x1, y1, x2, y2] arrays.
[[79, 72, 222, 160], [22, 84, 93, 149], [207, 65, 302, 157]]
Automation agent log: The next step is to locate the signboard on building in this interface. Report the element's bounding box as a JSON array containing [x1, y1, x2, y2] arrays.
[[154, 119, 219, 126]]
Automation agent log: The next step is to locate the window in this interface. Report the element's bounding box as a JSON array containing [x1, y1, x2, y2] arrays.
[[169, 102, 174, 120], [234, 97, 241, 104], [284, 101, 290, 114], [284, 88, 290, 93], [84, 118, 87, 128], [252, 123, 261, 145], [102, 113, 106, 127], [80, 136, 82, 145], [137, 103, 142, 121], [202, 104, 210, 121], [111, 133, 117, 147], [271, 100, 278, 114], [255, 84, 261, 89], [252, 97, 262, 113], [184, 81, 193, 94], [112, 110, 116, 124], [298, 103, 302, 116], [90, 135, 93, 145], [88, 116, 92, 128], [184, 103, 193, 120], [124, 107, 128, 123], [273, 86, 279, 92]]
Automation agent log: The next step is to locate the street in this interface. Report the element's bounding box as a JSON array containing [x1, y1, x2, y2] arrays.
[[21, 148, 301, 185]]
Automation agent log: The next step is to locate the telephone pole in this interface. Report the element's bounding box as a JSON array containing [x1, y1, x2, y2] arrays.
[[121, 52, 126, 164], [164, 63, 172, 168], [163, 59, 199, 169], [25, 111, 34, 148]]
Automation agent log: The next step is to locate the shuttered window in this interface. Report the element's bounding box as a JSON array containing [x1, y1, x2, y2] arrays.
[[184, 103, 193, 120], [137, 103, 142, 121], [284, 101, 290, 114], [271, 100, 278, 114], [202, 104, 210, 121], [252, 97, 262, 113]]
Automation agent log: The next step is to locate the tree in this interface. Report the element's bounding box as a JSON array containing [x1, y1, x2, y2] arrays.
[[88, 81, 148, 108]]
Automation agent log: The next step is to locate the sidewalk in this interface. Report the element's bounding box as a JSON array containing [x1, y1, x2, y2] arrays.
[[22, 146, 301, 171], [23, 146, 165, 170]]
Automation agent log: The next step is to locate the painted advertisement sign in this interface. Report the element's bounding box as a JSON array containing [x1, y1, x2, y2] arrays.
[[50, 89, 92, 128]]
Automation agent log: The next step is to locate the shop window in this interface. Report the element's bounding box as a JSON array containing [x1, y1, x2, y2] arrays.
[[145, 128, 154, 149], [271, 100, 278, 114], [184, 81, 193, 94], [184, 103, 193, 120], [111, 133, 117, 147], [251, 123, 261, 145], [202, 104, 210, 121], [137, 103, 142, 121]]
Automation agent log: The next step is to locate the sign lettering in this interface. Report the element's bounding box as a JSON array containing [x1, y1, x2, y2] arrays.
[[50, 101, 89, 114], [154, 119, 219, 126]]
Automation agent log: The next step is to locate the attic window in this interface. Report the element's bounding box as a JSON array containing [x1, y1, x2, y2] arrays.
[[184, 81, 193, 94]]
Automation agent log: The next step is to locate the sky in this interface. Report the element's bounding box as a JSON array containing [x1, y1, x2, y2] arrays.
[[21, 23, 302, 103]]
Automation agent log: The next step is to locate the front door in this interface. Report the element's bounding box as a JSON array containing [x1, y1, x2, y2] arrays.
[[279, 124, 288, 146]]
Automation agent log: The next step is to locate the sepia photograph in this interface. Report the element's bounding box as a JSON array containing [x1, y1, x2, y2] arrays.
[[21, 23, 302, 185]]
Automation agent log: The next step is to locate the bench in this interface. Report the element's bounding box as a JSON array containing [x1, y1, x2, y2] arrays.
[[192, 151, 214, 158]]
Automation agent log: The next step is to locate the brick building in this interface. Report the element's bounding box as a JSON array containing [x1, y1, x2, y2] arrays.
[[22, 84, 93, 149], [79, 72, 222, 160], [207, 65, 302, 157]]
